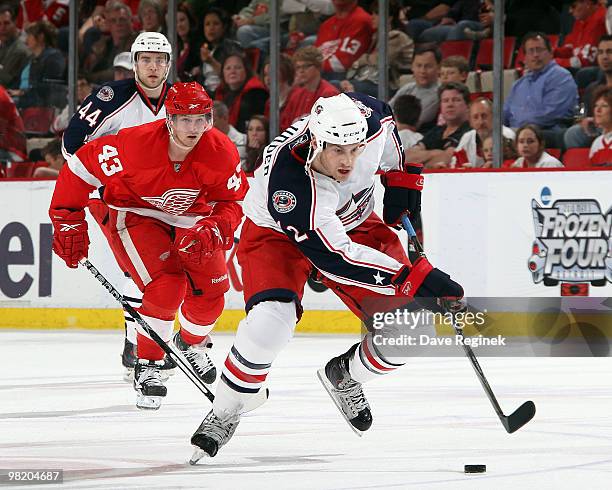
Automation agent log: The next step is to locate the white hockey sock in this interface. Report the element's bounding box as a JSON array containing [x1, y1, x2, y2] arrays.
[[122, 278, 142, 344], [349, 334, 406, 384], [214, 301, 297, 416]]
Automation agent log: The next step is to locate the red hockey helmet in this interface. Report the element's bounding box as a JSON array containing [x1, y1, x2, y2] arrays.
[[165, 82, 213, 116]]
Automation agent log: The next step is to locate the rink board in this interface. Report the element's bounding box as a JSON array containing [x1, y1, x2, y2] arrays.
[[0, 170, 610, 332]]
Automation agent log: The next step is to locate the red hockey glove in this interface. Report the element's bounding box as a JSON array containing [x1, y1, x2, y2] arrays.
[[50, 209, 89, 268], [391, 258, 464, 299], [177, 219, 232, 264], [381, 164, 424, 226]]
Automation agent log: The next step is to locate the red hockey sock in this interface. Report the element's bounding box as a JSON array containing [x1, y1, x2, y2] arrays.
[[179, 329, 208, 346], [137, 332, 165, 360]]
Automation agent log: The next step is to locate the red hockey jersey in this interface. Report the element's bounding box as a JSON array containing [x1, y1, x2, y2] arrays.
[[50, 119, 247, 232], [315, 6, 373, 73], [554, 5, 606, 68]]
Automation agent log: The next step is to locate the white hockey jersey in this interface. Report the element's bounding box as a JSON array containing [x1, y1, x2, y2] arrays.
[[62, 79, 170, 158], [243, 92, 407, 294]]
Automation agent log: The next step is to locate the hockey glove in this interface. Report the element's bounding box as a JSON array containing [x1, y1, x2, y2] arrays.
[[381, 164, 424, 226], [391, 258, 464, 299], [50, 209, 89, 268], [177, 219, 232, 264]]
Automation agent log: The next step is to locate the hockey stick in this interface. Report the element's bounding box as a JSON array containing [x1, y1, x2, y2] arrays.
[[400, 215, 536, 434], [79, 258, 216, 402]]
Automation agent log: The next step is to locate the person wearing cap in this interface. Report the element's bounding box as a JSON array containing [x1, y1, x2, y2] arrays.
[[61, 32, 174, 381], [113, 51, 134, 80], [49, 82, 248, 410], [189, 92, 463, 462]]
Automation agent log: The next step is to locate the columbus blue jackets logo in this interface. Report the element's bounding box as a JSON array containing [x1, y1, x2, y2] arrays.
[[272, 190, 297, 213], [528, 195, 612, 294], [96, 86, 115, 102], [351, 98, 373, 119]]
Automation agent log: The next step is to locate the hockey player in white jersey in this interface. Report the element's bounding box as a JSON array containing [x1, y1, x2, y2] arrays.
[[61, 32, 173, 378], [189, 93, 464, 461]]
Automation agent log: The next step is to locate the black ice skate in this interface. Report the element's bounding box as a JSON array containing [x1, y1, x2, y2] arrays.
[[189, 409, 240, 464], [121, 338, 137, 382], [122, 338, 175, 382], [173, 331, 216, 384], [317, 344, 372, 436], [133, 359, 167, 410]]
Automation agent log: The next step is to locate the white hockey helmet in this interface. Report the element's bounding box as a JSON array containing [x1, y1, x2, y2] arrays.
[[306, 94, 368, 167], [131, 32, 172, 85]]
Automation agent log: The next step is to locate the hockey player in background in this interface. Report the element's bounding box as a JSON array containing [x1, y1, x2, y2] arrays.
[[190, 93, 463, 461], [61, 32, 173, 379], [50, 82, 248, 410]]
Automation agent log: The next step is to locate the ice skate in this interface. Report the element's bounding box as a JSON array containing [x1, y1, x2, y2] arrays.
[[173, 331, 216, 384], [121, 337, 137, 382], [317, 344, 372, 435], [133, 359, 167, 410], [189, 409, 240, 464], [123, 338, 175, 382]]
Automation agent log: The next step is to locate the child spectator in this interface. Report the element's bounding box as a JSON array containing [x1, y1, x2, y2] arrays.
[[33, 138, 65, 178], [511, 124, 563, 168], [244, 115, 269, 172], [440, 55, 469, 84], [393, 94, 423, 150]]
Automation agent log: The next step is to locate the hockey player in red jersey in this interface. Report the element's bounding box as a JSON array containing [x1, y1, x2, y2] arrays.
[[189, 93, 463, 461], [49, 82, 248, 410]]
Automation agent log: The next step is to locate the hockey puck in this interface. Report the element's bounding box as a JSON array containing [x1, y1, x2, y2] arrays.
[[464, 464, 486, 474]]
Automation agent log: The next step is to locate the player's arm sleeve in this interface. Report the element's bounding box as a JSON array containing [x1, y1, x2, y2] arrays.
[[375, 100, 406, 172], [61, 90, 115, 158], [269, 171, 404, 295], [204, 147, 249, 236], [50, 139, 106, 212]]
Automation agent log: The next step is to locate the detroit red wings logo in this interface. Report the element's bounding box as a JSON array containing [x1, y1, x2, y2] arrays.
[[141, 188, 200, 215]]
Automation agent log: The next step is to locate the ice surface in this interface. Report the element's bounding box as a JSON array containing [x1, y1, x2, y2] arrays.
[[1, 331, 611, 489]]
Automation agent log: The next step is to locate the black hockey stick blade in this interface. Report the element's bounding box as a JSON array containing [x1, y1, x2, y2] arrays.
[[502, 400, 536, 434]]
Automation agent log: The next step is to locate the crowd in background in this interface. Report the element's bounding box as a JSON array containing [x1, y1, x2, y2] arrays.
[[2, 0, 612, 177]]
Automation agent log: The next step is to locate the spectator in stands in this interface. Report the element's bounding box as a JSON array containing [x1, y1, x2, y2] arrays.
[[503, 32, 578, 147], [282, 0, 335, 53], [589, 86, 612, 166], [0, 84, 26, 161], [280, 46, 338, 131], [51, 75, 92, 134], [451, 97, 515, 168], [138, 0, 166, 34], [440, 55, 469, 84], [564, 34, 612, 149], [33, 138, 65, 178], [338, 0, 413, 97], [392, 94, 423, 150], [511, 124, 563, 167], [213, 100, 247, 167], [176, 2, 201, 82], [403, 1, 451, 41], [554, 0, 606, 70], [113, 51, 134, 80], [244, 115, 269, 172], [419, 0, 485, 43], [233, 0, 289, 55], [194, 8, 241, 94], [314, 0, 373, 80], [390, 44, 441, 130], [8, 20, 65, 109], [82, 1, 137, 83], [405, 82, 471, 168], [215, 51, 268, 132], [262, 54, 294, 120], [0, 3, 30, 89]]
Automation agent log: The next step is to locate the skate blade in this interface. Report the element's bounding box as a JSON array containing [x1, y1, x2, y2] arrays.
[[189, 447, 208, 465], [123, 368, 134, 383], [316, 369, 363, 437], [136, 394, 163, 410]]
